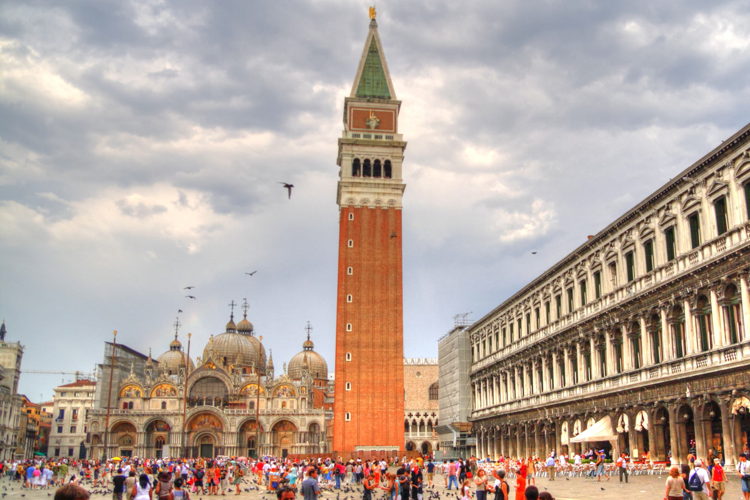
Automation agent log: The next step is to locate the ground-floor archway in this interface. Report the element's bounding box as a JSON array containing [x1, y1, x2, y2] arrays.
[[271, 420, 297, 458]]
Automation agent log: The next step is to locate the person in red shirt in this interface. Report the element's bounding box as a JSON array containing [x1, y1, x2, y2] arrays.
[[711, 458, 726, 500]]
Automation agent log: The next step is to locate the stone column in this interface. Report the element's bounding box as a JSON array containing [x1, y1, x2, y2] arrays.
[[516, 425, 522, 459], [563, 346, 572, 387], [492, 374, 499, 405], [691, 400, 707, 459], [710, 289, 724, 348], [606, 331, 616, 371], [668, 404, 680, 465], [552, 351, 560, 390], [719, 397, 736, 468], [640, 316, 653, 365], [576, 342, 584, 383], [621, 325, 632, 370], [660, 306, 671, 362], [541, 356, 548, 392], [684, 298, 697, 354], [591, 337, 601, 378], [740, 275, 750, 345]]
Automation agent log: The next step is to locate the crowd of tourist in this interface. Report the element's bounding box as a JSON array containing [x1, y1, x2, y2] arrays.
[[6, 449, 750, 500]]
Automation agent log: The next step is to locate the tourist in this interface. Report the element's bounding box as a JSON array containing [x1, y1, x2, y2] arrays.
[[515, 459, 528, 500], [473, 467, 488, 500], [710, 457, 726, 499], [125, 470, 137, 500], [277, 485, 296, 500], [426, 459, 435, 488], [55, 484, 90, 500], [664, 465, 686, 500], [523, 485, 538, 500], [538, 492, 554, 500], [154, 471, 172, 500], [133, 473, 153, 500], [492, 469, 508, 500], [447, 460, 459, 490], [411, 465, 423, 500], [461, 479, 472, 500], [173, 478, 190, 500], [594, 451, 608, 482], [112, 469, 127, 500], [616, 452, 628, 483], [544, 455, 555, 482], [687, 459, 710, 500], [738, 454, 750, 500], [301, 467, 320, 500], [363, 470, 376, 500]]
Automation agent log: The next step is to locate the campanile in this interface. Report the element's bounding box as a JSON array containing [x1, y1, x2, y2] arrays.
[[332, 9, 406, 457]]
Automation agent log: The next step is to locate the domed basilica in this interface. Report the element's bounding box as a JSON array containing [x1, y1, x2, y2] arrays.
[[87, 303, 333, 459]]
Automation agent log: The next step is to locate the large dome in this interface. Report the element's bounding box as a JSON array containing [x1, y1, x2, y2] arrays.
[[157, 348, 195, 374], [288, 336, 328, 380], [203, 317, 264, 372]]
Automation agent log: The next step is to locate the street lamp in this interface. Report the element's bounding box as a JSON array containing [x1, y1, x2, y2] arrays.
[[103, 329, 117, 460]]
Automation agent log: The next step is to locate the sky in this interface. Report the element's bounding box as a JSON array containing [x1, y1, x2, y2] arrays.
[[2, 0, 749, 401]]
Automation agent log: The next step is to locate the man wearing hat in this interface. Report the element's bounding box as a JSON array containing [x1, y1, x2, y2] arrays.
[[688, 459, 711, 500]]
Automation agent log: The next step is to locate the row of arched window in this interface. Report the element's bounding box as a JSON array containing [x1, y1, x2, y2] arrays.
[[352, 158, 392, 178]]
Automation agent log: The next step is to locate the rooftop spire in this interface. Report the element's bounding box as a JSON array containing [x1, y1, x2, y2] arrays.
[[350, 8, 396, 100], [242, 298, 249, 319], [0, 320, 5, 341]]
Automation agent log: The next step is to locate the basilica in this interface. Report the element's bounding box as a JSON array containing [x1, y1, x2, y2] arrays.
[[87, 306, 332, 459]]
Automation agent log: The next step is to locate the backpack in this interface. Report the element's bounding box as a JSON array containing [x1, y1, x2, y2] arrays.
[[687, 470, 704, 492]]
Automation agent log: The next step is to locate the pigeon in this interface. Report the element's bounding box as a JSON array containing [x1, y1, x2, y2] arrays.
[[279, 182, 294, 199], [184, 286, 195, 290], [185, 295, 196, 299], [245, 271, 257, 276], [531, 251, 538, 255]]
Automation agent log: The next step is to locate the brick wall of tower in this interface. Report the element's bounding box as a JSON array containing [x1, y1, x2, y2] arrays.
[[333, 205, 405, 456]]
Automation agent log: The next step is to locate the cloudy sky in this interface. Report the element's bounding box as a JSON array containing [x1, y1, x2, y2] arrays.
[[2, 0, 749, 401]]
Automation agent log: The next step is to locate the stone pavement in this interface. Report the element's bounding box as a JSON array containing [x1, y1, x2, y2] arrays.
[[2, 473, 747, 500]]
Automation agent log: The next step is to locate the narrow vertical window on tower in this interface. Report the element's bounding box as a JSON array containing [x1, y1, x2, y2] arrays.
[[384, 160, 392, 178], [346, 294, 353, 303], [347, 239, 354, 248], [348, 212, 355, 221], [345, 323, 352, 332], [347, 267, 353, 275], [352, 158, 361, 177], [345, 352, 352, 361], [345, 412, 351, 421], [363, 159, 371, 177], [345, 382, 352, 391], [373, 159, 382, 177]]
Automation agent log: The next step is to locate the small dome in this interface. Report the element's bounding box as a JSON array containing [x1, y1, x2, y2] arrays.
[[237, 317, 254, 333], [225, 318, 237, 332], [169, 337, 182, 350], [288, 336, 328, 380], [157, 349, 195, 374]]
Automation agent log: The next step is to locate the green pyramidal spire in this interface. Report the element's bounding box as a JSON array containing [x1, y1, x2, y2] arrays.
[[355, 38, 392, 99]]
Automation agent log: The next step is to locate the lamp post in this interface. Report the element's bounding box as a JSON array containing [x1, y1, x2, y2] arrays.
[[182, 332, 192, 457], [103, 329, 117, 460]]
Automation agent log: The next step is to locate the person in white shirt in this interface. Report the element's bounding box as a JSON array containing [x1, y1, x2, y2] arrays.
[[738, 454, 750, 500], [688, 459, 711, 500]]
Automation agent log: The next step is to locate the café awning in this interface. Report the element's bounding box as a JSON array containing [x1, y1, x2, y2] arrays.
[[569, 415, 617, 443]]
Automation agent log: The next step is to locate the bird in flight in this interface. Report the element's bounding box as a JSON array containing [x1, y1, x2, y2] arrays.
[[278, 182, 294, 199], [531, 251, 538, 255], [177, 309, 183, 313], [185, 295, 196, 299], [184, 286, 195, 290], [245, 270, 257, 276]]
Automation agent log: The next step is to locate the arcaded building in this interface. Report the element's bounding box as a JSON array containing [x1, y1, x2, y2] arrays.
[[470, 123, 750, 467], [403, 359, 439, 456], [86, 310, 333, 459]]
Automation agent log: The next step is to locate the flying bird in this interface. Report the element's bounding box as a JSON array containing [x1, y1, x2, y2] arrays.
[[177, 309, 183, 314], [185, 295, 196, 299], [278, 182, 294, 199], [531, 251, 538, 255], [184, 285, 195, 290], [245, 270, 258, 276]]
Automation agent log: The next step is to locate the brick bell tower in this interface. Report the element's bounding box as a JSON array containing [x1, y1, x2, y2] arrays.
[[333, 8, 406, 458]]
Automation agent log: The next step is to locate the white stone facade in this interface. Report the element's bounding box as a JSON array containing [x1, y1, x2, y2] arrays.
[[469, 123, 750, 467], [49, 380, 96, 458]]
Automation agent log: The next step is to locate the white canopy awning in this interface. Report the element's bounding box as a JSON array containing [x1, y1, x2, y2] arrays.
[[570, 415, 617, 443]]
